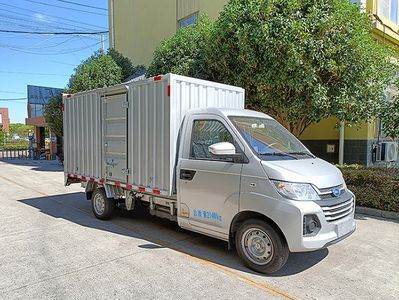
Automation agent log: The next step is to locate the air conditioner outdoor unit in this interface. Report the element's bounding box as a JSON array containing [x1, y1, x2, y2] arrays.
[[380, 142, 399, 162]]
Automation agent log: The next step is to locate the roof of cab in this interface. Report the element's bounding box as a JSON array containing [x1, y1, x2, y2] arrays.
[[185, 107, 274, 120]]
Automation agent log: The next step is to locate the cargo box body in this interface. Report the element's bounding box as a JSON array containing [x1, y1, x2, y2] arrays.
[[64, 74, 245, 196]]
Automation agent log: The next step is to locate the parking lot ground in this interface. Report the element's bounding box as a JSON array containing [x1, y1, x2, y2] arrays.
[[0, 159, 398, 300]]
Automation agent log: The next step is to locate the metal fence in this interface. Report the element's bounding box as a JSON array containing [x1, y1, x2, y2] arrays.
[[0, 148, 35, 159]]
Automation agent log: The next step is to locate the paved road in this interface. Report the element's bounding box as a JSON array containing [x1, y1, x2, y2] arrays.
[[0, 159, 398, 300]]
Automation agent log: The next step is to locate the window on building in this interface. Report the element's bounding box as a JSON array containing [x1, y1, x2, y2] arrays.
[[379, 0, 399, 24], [178, 13, 198, 28]]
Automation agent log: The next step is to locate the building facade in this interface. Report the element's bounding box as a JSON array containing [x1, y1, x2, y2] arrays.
[[0, 108, 10, 133], [108, 0, 228, 66], [25, 85, 63, 159], [109, 0, 399, 166]]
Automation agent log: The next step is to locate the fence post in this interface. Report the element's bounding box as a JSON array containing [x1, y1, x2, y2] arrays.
[[0, 148, 30, 160]]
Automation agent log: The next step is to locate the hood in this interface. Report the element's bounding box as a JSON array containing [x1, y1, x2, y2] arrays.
[[261, 158, 344, 189]]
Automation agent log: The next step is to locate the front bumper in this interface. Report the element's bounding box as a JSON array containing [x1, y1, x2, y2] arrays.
[[274, 193, 356, 252], [300, 212, 356, 251]]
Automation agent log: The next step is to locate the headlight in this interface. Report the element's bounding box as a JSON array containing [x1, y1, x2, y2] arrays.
[[272, 180, 321, 201]]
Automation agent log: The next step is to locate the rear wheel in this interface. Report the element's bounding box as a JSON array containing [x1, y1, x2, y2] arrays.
[[236, 219, 289, 274], [91, 188, 114, 220]]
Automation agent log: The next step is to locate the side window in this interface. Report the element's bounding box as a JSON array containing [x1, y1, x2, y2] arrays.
[[190, 120, 234, 160]]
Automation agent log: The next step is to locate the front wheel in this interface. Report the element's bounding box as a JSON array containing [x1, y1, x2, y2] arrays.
[[91, 188, 114, 220], [236, 219, 289, 274]]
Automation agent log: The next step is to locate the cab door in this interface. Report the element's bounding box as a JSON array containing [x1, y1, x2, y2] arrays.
[[178, 115, 244, 237]]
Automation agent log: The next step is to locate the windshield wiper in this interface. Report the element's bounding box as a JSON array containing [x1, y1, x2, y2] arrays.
[[287, 152, 315, 158], [258, 152, 298, 159]]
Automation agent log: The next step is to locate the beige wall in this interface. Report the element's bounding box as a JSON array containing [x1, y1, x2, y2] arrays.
[[110, 0, 176, 66], [109, 0, 228, 66], [199, 0, 228, 20], [177, 0, 199, 20]]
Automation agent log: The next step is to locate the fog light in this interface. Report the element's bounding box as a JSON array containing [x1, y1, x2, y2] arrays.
[[303, 214, 321, 236]]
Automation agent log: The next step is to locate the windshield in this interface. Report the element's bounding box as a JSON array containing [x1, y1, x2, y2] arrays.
[[229, 116, 313, 161]]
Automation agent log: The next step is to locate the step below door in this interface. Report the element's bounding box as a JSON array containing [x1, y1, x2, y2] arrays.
[[102, 93, 128, 183]]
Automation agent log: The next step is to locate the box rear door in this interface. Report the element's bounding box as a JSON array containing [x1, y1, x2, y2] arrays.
[[102, 93, 128, 183]]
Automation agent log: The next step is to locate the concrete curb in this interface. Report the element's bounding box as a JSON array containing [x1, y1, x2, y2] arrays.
[[356, 206, 399, 221]]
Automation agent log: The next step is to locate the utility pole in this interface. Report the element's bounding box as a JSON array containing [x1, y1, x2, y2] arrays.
[[339, 121, 345, 165], [101, 33, 105, 51]]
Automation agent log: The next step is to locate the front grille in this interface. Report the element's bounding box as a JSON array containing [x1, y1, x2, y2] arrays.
[[317, 184, 345, 200], [321, 198, 354, 222]]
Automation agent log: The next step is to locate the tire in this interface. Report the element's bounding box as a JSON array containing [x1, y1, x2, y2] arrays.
[[235, 219, 289, 274], [91, 188, 114, 220]]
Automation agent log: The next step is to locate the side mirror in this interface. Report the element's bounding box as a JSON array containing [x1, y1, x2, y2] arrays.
[[208, 142, 242, 161]]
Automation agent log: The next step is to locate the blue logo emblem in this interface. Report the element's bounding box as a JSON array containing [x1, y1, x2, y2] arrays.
[[332, 187, 341, 197]]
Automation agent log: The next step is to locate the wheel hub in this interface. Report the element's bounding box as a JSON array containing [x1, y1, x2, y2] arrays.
[[93, 193, 105, 215], [241, 228, 273, 265]]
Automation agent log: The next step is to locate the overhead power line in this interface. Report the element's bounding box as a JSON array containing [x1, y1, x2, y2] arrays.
[[0, 29, 108, 35], [0, 3, 107, 30], [0, 10, 101, 33], [25, 0, 108, 17], [0, 90, 25, 94], [0, 97, 27, 101], [0, 7, 103, 32], [0, 39, 106, 55], [0, 70, 69, 76], [57, 0, 107, 11]]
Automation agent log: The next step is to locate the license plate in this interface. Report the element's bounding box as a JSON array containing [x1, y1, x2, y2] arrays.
[[336, 219, 353, 237]]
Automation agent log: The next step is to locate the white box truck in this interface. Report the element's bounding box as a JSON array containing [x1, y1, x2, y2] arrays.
[[64, 74, 355, 273]]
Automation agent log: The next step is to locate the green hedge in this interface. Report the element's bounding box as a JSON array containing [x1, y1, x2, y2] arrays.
[[338, 165, 399, 212], [0, 141, 29, 149]]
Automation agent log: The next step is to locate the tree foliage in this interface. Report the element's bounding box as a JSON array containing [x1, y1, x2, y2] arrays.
[[66, 49, 140, 93], [0, 128, 5, 147], [147, 0, 396, 137], [44, 95, 63, 137], [9, 123, 33, 139], [146, 16, 213, 78], [108, 48, 143, 81], [207, 0, 396, 137], [66, 50, 122, 93], [380, 97, 399, 139]]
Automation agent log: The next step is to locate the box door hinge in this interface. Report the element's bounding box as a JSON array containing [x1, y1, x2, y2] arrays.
[[121, 168, 130, 175], [122, 101, 129, 108]]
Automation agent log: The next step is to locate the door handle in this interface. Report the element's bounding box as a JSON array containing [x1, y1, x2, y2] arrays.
[[180, 169, 196, 181]]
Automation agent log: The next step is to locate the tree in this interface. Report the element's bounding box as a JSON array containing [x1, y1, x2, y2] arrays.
[[43, 95, 63, 137], [108, 48, 144, 81], [204, 0, 396, 137], [67, 49, 142, 93], [66, 50, 122, 93], [9, 123, 33, 140], [146, 16, 213, 78], [0, 128, 6, 147]]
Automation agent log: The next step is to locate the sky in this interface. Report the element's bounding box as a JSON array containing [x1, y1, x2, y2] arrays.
[[0, 0, 109, 123]]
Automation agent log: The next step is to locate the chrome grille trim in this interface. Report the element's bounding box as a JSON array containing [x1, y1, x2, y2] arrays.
[[315, 184, 345, 196], [322, 198, 354, 222]]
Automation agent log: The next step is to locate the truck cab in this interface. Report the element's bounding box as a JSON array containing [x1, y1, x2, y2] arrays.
[[175, 108, 355, 273]]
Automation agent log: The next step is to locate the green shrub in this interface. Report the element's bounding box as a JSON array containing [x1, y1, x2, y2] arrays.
[[1, 141, 29, 149], [338, 165, 399, 212]]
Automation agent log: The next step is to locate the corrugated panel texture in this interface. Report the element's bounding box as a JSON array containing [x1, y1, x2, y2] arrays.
[[168, 74, 245, 194], [177, 0, 198, 20], [64, 91, 102, 179], [128, 79, 170, 193], [64, 74, 244, 196]]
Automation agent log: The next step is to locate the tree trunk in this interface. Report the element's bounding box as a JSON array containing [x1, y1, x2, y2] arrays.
[[274, 114, 310, 138]]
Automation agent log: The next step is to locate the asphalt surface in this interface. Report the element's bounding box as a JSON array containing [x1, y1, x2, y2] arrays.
[[0, 159, 398, 300]]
